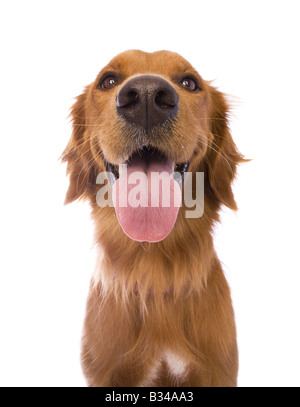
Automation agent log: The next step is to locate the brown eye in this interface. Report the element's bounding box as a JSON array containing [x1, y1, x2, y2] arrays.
[[180, 77, 198, 91], [101, 76, 118, 90]]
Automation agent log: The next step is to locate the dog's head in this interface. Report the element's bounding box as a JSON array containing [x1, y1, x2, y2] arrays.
[[62, 50, 244, 242]]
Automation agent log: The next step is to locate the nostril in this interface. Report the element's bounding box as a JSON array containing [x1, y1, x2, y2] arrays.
[[155, 89, 178, 109], [126, 90, 139, 107], [155, 91, 169, 108], [117, 90, 139, 108]]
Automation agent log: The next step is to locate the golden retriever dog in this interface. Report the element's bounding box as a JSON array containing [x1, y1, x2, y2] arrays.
[[62, 50, 245, 387]]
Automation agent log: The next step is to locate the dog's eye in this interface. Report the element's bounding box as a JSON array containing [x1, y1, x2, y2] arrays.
[[180, 77, 198, 91], [100, 76, 118, 90]]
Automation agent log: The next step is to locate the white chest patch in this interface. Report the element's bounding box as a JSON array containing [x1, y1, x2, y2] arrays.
[[139, 351, 188, 386], [164, 350, 188, 377]]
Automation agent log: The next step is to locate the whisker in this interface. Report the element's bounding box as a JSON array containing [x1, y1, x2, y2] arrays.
[[210, 132, 239, 147], [63, 132, 103, 165], [196, 138, 235, 177], [75, 153, 97, 193], [68, 132, 100, 151], [203, 154, 212, 174]]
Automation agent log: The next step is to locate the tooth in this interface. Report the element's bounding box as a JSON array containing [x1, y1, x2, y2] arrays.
[[173, 170, 183, 186], [106, 172, 116, 187], [118, 163, 127, 176]]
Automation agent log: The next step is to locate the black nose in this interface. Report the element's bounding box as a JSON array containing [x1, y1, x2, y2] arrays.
[[116, 75, 179, 130]]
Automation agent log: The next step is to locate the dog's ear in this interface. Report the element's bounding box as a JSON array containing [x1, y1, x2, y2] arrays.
[[205, 85, 245, 210], [61, 87, 97, 204]]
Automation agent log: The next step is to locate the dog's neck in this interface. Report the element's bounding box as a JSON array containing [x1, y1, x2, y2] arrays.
[[91, 203, 217, 303]]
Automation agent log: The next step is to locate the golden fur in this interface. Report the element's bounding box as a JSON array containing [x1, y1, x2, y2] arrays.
[[62, 50, 245, 387]]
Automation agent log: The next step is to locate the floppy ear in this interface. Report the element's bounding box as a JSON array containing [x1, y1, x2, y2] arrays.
[[205, 85, 245, 210], [61, 87, 97, 204]]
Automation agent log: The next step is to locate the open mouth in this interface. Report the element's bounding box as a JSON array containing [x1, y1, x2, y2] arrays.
[[104, 146, 190, 243], [105, 146, 190, 183]]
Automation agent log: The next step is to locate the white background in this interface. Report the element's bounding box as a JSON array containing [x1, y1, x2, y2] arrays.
[[0, 0, 299, 387]]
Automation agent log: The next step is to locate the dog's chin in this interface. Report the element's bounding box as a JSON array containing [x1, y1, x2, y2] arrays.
[[103, 146, 190, 243]]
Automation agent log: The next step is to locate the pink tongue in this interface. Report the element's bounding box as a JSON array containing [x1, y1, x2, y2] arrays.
[[112, 159, 181, 242]]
